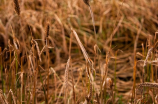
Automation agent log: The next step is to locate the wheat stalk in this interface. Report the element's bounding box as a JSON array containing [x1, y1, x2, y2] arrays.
[[86, 82, 92, 103], [136, 82, 158, 95], [64, 57, 70, 104], [142, 47, 153, 83], [137, 82, 158, 89], [45, 23, 50, 46], [46, 24, 50, 38], [71, 28, 95, 73], [32, 40, 42, 62], [64, 57, 70, 88], [83, 0, 90, 6], [13, 0, 20, 15], [83, 0, 97, 43], [8, 89, 16, 104], [0, 90, 8, 104], [143, 47, 153, 68]]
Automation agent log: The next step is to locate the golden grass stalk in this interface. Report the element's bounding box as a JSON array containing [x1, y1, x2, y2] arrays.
[[20, 57, 23, 104], [142, 47, 153, 82], [13, 0, 20, 15], [8, 89, 16, 104], [28, 55, 34, 73], [0, 90, 8, 104], [88, 6, 96, 40], [72, 29, 95, 86], [45, 23, 50, 46], [149, 90, 155, 103], [99, 52, 110, 103], [32, 40, 42, 62], [96, 93, 100, 104], [10, 25, 20, 50], [94, 44, 101, 71], [83, 0, 97, 43], [72, 28, 96, 103], [45, 24, 50, 104], [132, 24, 142, 101], [71, 66, 76, 104], [155, 95, 158, 104], [143, 47, 153, 68], [137, 82, 158, 89], [46, 24, 50, 38], [64, 57, 70, 104], [71, 28, 95, 74], [136, 82, 158, 95], [64, 57, 70, 88], [86, 82, 92, 103]]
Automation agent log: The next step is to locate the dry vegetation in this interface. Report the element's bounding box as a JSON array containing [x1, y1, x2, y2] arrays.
[[0, 0, 158, 104]]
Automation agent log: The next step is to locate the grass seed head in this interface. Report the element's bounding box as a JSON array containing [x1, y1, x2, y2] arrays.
[[83, 0, 90, 6], [46, 24, 50, 38], [13, 0, 20, 15]]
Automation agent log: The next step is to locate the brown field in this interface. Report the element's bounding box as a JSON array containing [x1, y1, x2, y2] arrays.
[[0, 0, 158, 104]]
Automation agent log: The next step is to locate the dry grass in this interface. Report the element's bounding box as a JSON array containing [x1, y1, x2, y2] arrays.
[[0, 0, 158, 103]]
